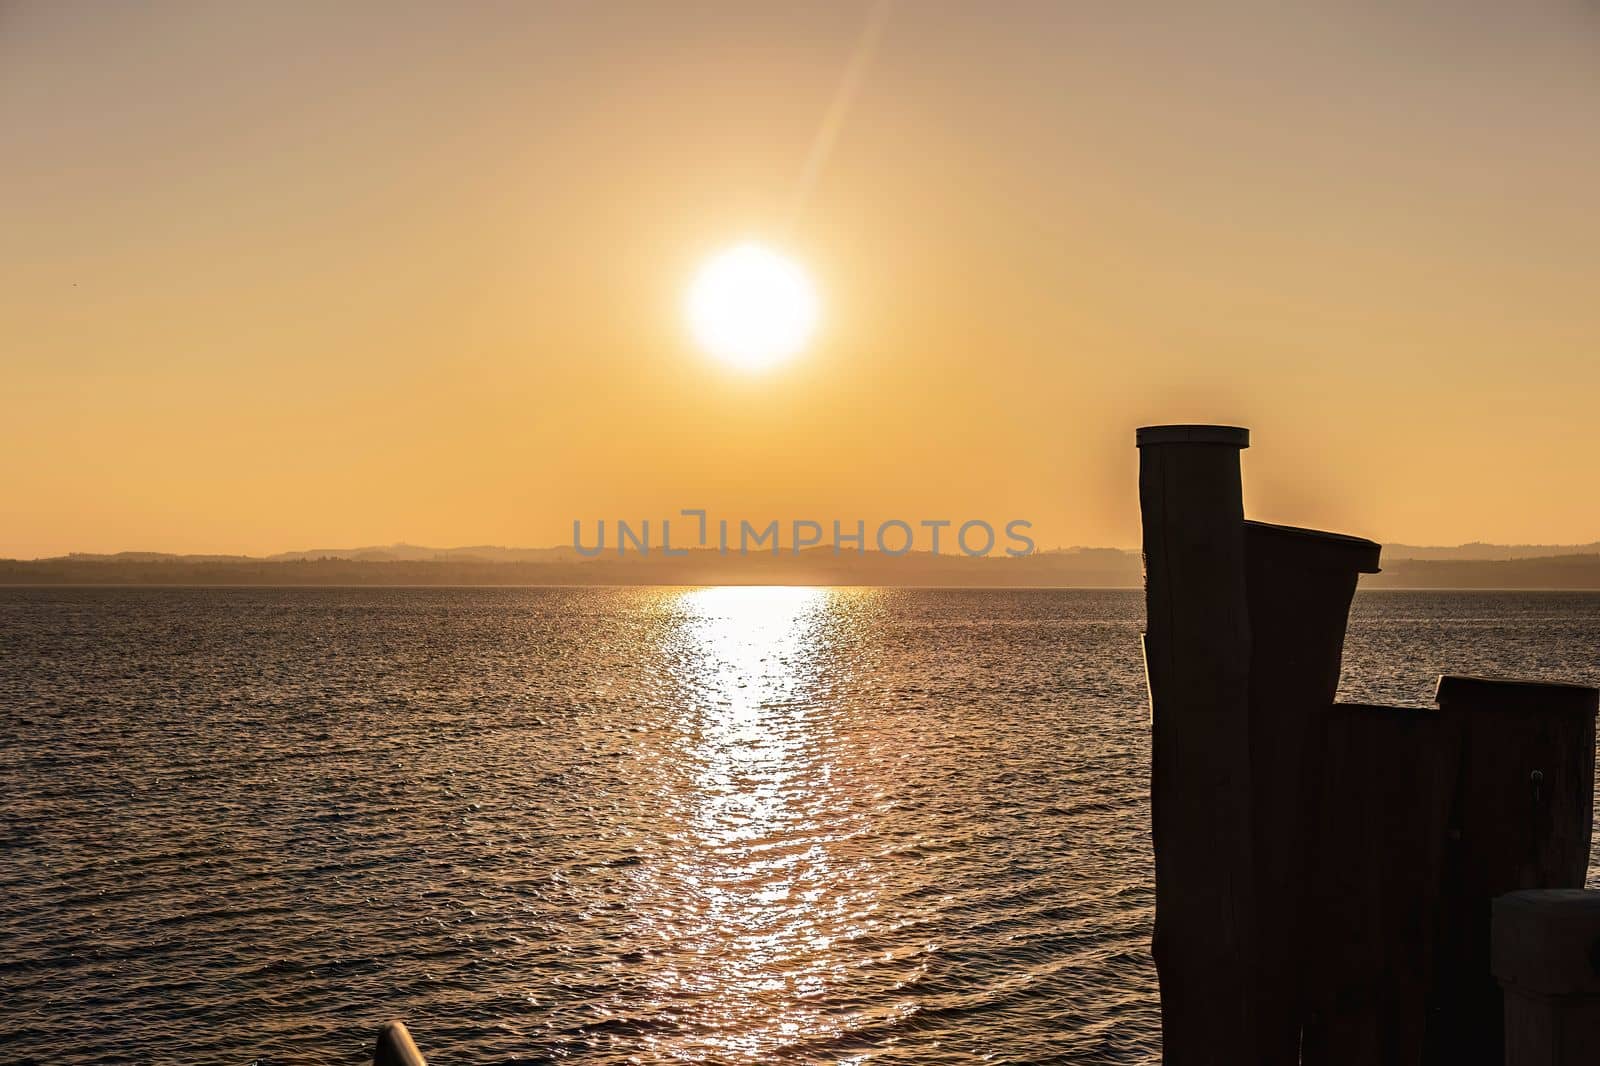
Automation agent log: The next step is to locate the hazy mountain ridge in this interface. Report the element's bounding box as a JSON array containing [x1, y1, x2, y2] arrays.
[[43, 539, 1600, 565], [264, 544, 582, 563], [8, 542, 1600, 588], [1382, 541, 1600, 561], [58, 544, 581, 564]]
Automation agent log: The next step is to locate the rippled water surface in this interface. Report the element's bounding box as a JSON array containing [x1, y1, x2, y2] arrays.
[[2, 587, 1598, 1064]]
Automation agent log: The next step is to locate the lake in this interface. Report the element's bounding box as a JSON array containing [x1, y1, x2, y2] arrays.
[[2, 587, 1597, 1064]]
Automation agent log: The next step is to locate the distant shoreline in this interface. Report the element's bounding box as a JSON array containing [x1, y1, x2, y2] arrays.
[[4, 549, 1600, 591]]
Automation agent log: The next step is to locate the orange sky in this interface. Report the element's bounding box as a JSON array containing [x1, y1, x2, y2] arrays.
[[4, 2, 1599, 558]]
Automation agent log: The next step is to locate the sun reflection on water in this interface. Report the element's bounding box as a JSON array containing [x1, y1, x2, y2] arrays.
[[623, 586, 879, 1060]]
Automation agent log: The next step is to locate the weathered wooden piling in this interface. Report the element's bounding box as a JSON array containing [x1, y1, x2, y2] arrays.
[[1137, 423, 1257, 1064], [1301, 703, 1460, 1066], [1136, 422, 1600, 1066], [374, 1020, 428, 1066], [1493, 890, 1600, 1065], [1427, 676, 1599, 1065], [1243, 521, 1381, 1064]]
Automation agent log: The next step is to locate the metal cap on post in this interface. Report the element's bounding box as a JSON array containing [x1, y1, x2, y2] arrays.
[[1138, 424, 1256, 1065], [1137, 425, 1252, 448]]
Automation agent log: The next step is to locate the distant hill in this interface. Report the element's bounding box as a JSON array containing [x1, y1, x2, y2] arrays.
[[1383, 541, 1600, 561], [1, 547, 1141, 588], [1363, 554, 1600, 589], [265, 543, 582, 563], [60, 551, 258, 563], [4, 541, 1600, 587]]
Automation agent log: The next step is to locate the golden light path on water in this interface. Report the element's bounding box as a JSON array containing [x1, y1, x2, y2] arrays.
[[625, 587, 912, 1061]]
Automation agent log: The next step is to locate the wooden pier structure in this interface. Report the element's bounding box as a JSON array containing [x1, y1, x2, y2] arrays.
[[1137, 424, 1600, 1066]]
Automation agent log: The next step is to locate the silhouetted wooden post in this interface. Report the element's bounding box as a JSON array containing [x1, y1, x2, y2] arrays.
[[1493, 890, 1600, 1065], [1301, 704, 1460, 1066], [1138, 423, 1256, 1064], [1427, 676, 1599, 1066], [374, 1020, 427, 1066], [1243, 522, 1381, 1064]]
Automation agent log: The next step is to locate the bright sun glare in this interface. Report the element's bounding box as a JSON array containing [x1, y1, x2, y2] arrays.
[[686, 243, 819, 370]]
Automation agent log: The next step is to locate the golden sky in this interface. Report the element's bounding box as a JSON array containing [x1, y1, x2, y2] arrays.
[[4, 2, 1599, 558]]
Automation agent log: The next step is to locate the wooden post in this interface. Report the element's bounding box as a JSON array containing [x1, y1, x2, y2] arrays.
[[374, 1020, 428, 1066], [1301, 704, 1460, 1066], [1243, 522, 1381, 1064], [1493, 890, 1600, 1065], [1427, 677, 1599, 1065], [1138, 423, 1256, 1064]]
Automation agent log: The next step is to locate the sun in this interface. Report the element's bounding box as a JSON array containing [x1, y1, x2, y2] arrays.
[[686, 242, 819, 370]]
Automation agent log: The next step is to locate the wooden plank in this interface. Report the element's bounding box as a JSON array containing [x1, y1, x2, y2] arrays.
[[1301, 703, 1459, 1066], [1242, 521, 1381, 1064], [1426, 677, 1599, 1066], [1137, 423, 1257, 1065]]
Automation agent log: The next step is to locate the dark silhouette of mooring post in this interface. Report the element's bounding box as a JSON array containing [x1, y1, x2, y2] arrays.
[[1301, 703, 1459, 1066], [1426, 677, 1598, 1066], [1137, 422, 1600, 1066], [1493, 890, 1600, 1064], [1137, 424, 1257, 1064], [1243, 520, 1381, 1064], [374, 1020, 427, 1066]]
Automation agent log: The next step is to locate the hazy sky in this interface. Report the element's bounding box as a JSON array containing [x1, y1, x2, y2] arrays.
[[4, 2, 1599, 557]]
